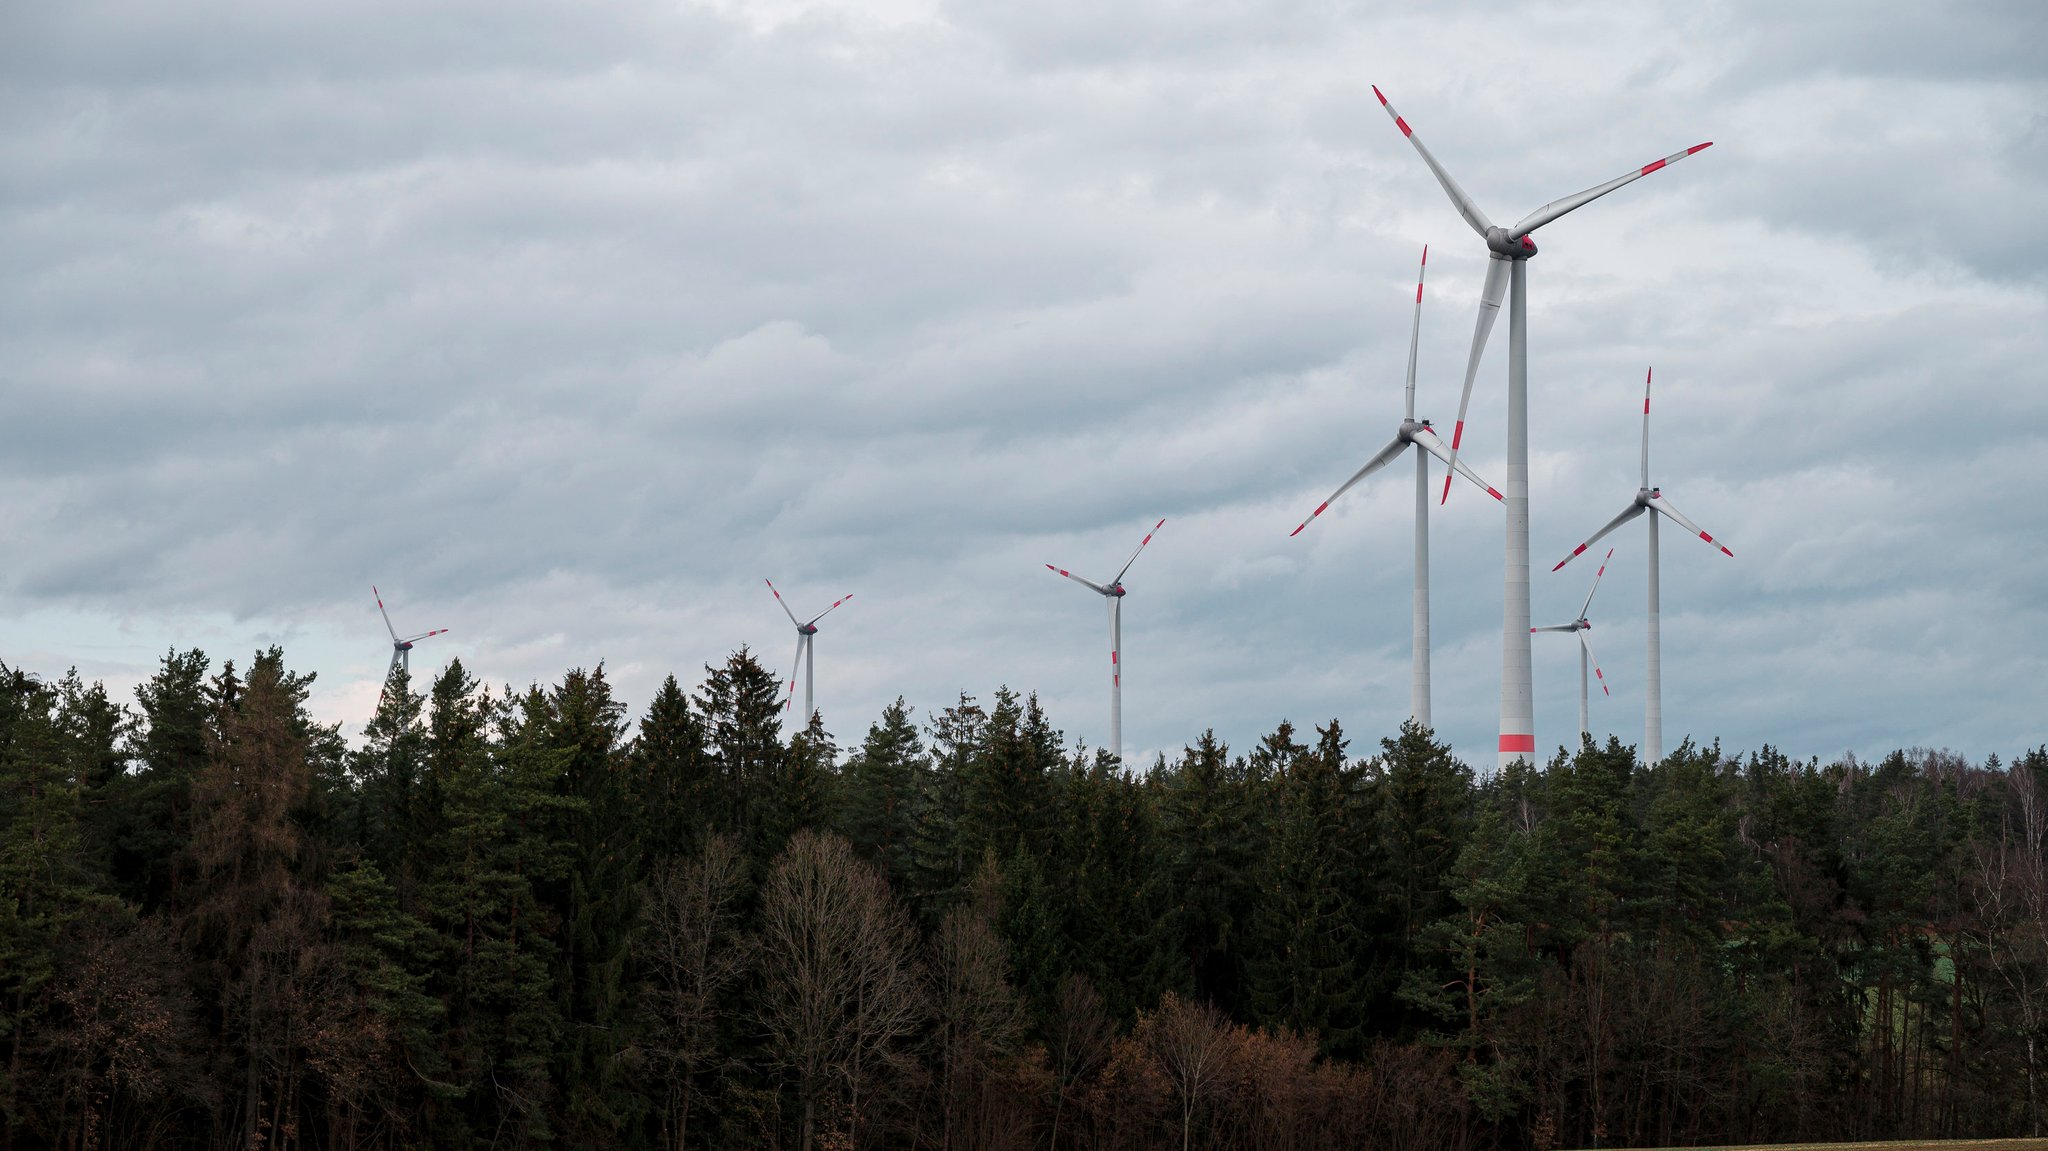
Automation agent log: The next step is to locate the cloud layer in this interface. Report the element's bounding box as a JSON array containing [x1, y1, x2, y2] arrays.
[[4, 0, 2044, 765]]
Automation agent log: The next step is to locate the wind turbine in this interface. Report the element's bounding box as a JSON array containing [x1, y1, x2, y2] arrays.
[[766, 579, 852, 727], [1552, 368, 1732, 765], [1290, 245, 1504, 729], [1532, 547, 1614, 744], [1046, 518, 1164, 765], [1372, 85, 1710, 769], [374, 586, 448, 682]]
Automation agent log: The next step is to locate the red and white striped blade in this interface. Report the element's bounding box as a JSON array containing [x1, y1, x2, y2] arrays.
[[764, 578, 802, 627], [1640, 366, 1654, 489], [1577, 548, 1615, 620], [805, 593, 853, 628], [1440, 255, 1510, 505], [1372, 86, 1494, 238], [1111, 518, 1167, 585], [1412, 425, 1503, 503], [1578, 631, 1611, 697], [1647, 492, 1733, 557], [373, 586, 398, 643], [1509, 142, 1713, 240], [401, 628, 450, 644], [1290, 437, 1408, 536], [1554, 503, 1645, 571], [1404, 245, 1427, 418], [1530, 623, 1579, 633], [1047, 564, 1110, 596], [783, 636, 805, 711]]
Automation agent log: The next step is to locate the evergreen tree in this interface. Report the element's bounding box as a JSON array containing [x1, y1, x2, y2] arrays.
[[838, 697, 925, 893], [632, 674, 712, 863], [695, 649, 785, 855]]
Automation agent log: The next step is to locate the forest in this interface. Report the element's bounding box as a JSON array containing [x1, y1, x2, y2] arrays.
[[1, 645, 2044, 1151]]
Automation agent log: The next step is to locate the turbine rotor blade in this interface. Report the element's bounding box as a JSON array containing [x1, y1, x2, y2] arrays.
[[1440, 255, 1510, 504], [1531, 623, 1579, 633], [1508, 142, 1713, 240], [1404, 245, 1427, 420], [400, 628, 450, 644], [764, 579, 802, 627], [784, 636, 805, 712], [1372, 86, 1494, 237], [1291, 437, 1409, 536], [805, 593, 853, 627], [1412, 425, 1503, 502], [1641, 366, 1654, 489], [1578, 631, 1611, 696], [1647, 492, 1734, 557], [373, 586, 399, 643], [1577, 548, 1615, 619], [1046, 564, 1111, 596], [1554, 504, 1646, 571], [1111, 518, 1166, 585]]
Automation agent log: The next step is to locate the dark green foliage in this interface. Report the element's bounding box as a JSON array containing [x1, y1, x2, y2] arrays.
[[2, 642, 2044, 1149]]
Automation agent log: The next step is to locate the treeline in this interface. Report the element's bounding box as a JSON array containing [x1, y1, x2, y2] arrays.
[[1, 647, 2044, 1150]]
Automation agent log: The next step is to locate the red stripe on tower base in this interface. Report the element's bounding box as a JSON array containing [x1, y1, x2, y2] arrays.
[[1498, 734, 1536, 753]]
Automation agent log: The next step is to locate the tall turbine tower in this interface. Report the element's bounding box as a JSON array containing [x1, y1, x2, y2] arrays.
[[1372, 85, 1711, 770], [374, 586, 448, 682], [1046, 518, 1164, 765], [1532, 548, 1613, 744], [1290, 246, 1504, 728], [1553, 368, 1733, 764], [766, 580, 852, 727]]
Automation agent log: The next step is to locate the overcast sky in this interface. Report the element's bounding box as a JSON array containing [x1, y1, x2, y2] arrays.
[[4, 0, 2044, 769]]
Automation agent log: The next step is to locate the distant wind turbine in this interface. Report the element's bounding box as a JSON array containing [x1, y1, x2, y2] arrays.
[[1372, 84, 1711, 768], [766, 579, 852, 727], [1532, 547, 1614, 744], [1290, 245, 1503, 729], [1553, 368, 1733, 764], [1047, 518, 1164, 765], [374, 586, 448, 682]]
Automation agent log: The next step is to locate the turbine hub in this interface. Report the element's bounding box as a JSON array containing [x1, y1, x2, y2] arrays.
[[1486, 226, 1537, 260], [398, 642, 413, 651], [1108, 584, 1126, 598], [1399, 417, 1425, 440], [799, 624, 818, 635]]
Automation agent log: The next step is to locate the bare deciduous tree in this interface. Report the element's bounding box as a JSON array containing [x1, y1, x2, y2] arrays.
[[756, 829, 926, 1151], [640, 833, 751, 1151], [1140, 993, 1240, 1151], [1046, 973, 1113, 1151], [929, 865, 1025, 1151]]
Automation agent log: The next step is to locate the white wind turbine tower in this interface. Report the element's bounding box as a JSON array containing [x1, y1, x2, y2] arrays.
[[374, 586, 448, 684], [1532, 548, 1614, 744], [1290, 246, 1504, 729], [1046, 518, 1164, 765], [1553, 368, 1733, 765], [1372, 85, 1711, 770], [765, 579, 852, 727]]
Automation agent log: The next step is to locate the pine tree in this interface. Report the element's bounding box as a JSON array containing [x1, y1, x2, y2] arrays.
[[632, 674, 712, 863], [838, 697, 926, 893], [694, 649, 785, 855], [1246, 721, 1365, 1053], [1158, 730, 1259, 1013]]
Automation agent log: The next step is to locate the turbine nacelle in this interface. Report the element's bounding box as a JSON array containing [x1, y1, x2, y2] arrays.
[[1486, 228, 1537, 259]]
